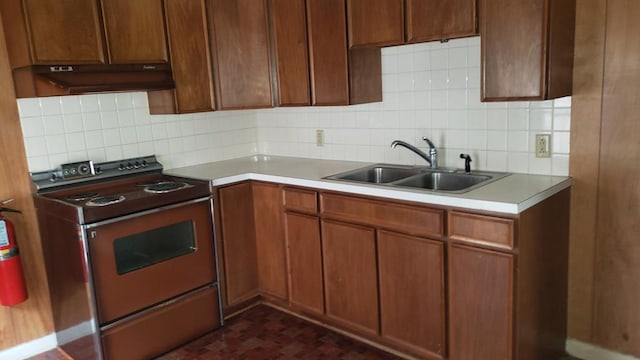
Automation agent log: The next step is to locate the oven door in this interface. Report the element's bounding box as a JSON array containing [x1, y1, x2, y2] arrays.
[[86, 197, 216, 324]]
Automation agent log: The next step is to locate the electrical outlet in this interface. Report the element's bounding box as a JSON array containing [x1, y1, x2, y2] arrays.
[[316, 129, 324, 147], [535, 134, 551, 158]]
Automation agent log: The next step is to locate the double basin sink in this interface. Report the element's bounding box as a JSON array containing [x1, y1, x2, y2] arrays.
[[324, 164, 509, 193]]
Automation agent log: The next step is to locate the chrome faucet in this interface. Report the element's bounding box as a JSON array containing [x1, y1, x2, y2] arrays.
[[391, 136, 438, 169]]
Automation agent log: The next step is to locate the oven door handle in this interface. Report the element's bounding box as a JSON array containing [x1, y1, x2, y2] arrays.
[[83, 196, 212, 229]]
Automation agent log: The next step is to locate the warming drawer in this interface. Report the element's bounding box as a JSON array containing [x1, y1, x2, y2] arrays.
[[101, 285, 220, 360]]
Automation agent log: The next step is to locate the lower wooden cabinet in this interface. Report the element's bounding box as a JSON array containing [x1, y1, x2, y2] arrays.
[[253, 182, 288, 300], [449, 244, 514, 359], [217, 182, 259, 307], [378, 230, 446, 359], [216, 182, 569, 360], [284, 211, 324, 314], [321, 219, 379, 336]]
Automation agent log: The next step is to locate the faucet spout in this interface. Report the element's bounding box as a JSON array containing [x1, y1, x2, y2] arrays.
[[391, 137, 438, 169]]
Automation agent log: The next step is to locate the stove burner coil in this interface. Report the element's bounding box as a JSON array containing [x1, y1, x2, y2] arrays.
[[67, 192, 99, 201], [144, 182, 189, 194], [86, 195, 126, 207], [136, 180, 168, 187]]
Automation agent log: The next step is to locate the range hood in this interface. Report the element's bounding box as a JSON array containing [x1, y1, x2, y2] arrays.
[[12, 63, 175, 98]]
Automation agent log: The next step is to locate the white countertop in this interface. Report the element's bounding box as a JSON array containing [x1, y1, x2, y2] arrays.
[[166, 155, 571, 214]]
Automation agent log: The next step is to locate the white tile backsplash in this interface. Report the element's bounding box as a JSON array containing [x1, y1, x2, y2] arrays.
[[255, 38, 571, 175], [18, 37, 570, 176], [19, 93, 258, 172]]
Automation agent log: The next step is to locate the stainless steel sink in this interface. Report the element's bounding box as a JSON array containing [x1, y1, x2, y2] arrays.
[[324, 164, 509, 193], [392, 172, 492, 192], [324, 165, 424, 184]]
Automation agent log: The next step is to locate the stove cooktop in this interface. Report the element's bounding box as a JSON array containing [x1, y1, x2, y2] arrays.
[[31, 156, 212, 224]]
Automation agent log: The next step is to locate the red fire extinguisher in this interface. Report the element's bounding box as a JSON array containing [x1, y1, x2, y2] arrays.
[[0, 200, 28, 306]]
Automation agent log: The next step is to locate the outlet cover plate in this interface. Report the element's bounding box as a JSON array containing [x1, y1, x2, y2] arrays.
[[535, 134, 551, 158], [316, 129, 324, 147]]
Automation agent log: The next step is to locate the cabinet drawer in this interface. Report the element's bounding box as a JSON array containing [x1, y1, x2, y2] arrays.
[[320, 193, 443, 238], [101, 286, 220, 360], [283, 187, 318, 214], [448, 211, 515, 249]]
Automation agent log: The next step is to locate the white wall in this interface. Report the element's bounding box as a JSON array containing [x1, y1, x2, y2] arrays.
[[18, 37, 571, 176], [257, 37, 571, 175]]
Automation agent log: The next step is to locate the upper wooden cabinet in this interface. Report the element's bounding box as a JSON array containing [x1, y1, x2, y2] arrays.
[[101, 0, 169, 64], [208, 0, 273, 109], [347, 0, 404, 48], [1, 0, 105, 67], [0, 0, 169, 68], [480, 0, 576, 101], [305, 0, 382, 105], [269, 0, 311, 106], [160, 0, 216, 113], [306, 0, 350, 105], [268, 0, 381, 106], [345, 0, 476, 47], [406, 0, 477, 43]]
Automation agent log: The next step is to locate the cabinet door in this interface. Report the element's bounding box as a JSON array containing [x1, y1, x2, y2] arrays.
[[321, 219, 378, 336], [406, 0, 477, 42], [101, 0, 169, 63], [269, 0, 311, 106], [347, 0, 404, 47], [253, 182, 287, 300], [480, 0, 575, 100], [218, 183, 259, 306], [449, 244, 514, 360], [21, 0, 105, 64], [285, 212, 323, 314], [306, 0, 350, 105], [209, 0, 273, 109], [164, 0, 216, 113], [378, 230, 445, 359]]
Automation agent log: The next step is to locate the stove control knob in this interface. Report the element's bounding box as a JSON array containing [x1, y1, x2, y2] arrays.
[[141, 160, 148, 167], [95, 166, 102, 174], [118, 163, 125, 171], [78, 164, 90, 175], [126, 162, 133, 170], [134, 161, 141, 169]]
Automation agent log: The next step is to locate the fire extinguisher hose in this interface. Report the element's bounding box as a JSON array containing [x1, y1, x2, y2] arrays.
[[0, 247, 19, 261]]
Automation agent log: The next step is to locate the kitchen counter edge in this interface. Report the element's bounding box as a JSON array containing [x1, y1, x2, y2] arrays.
[[166, 155, 571, 215]]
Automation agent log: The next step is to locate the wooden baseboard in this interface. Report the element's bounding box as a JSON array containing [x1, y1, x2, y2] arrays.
[[0, 333, 57, 359]]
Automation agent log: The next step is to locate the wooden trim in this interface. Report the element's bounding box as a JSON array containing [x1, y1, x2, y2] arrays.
[[0, 10, 53, 351], [567, 0, 606, 342], [592, 0, 640, 354]]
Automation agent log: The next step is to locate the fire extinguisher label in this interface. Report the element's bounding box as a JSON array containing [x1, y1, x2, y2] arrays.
[[0, 220, 9, 247]]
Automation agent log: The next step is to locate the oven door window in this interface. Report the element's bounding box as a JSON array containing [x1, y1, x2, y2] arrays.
[[113, 220, 195, 275]]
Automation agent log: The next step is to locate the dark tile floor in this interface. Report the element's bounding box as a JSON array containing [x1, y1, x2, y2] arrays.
[[157, 305, 399, 360], [30, 305, 400, 360]]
